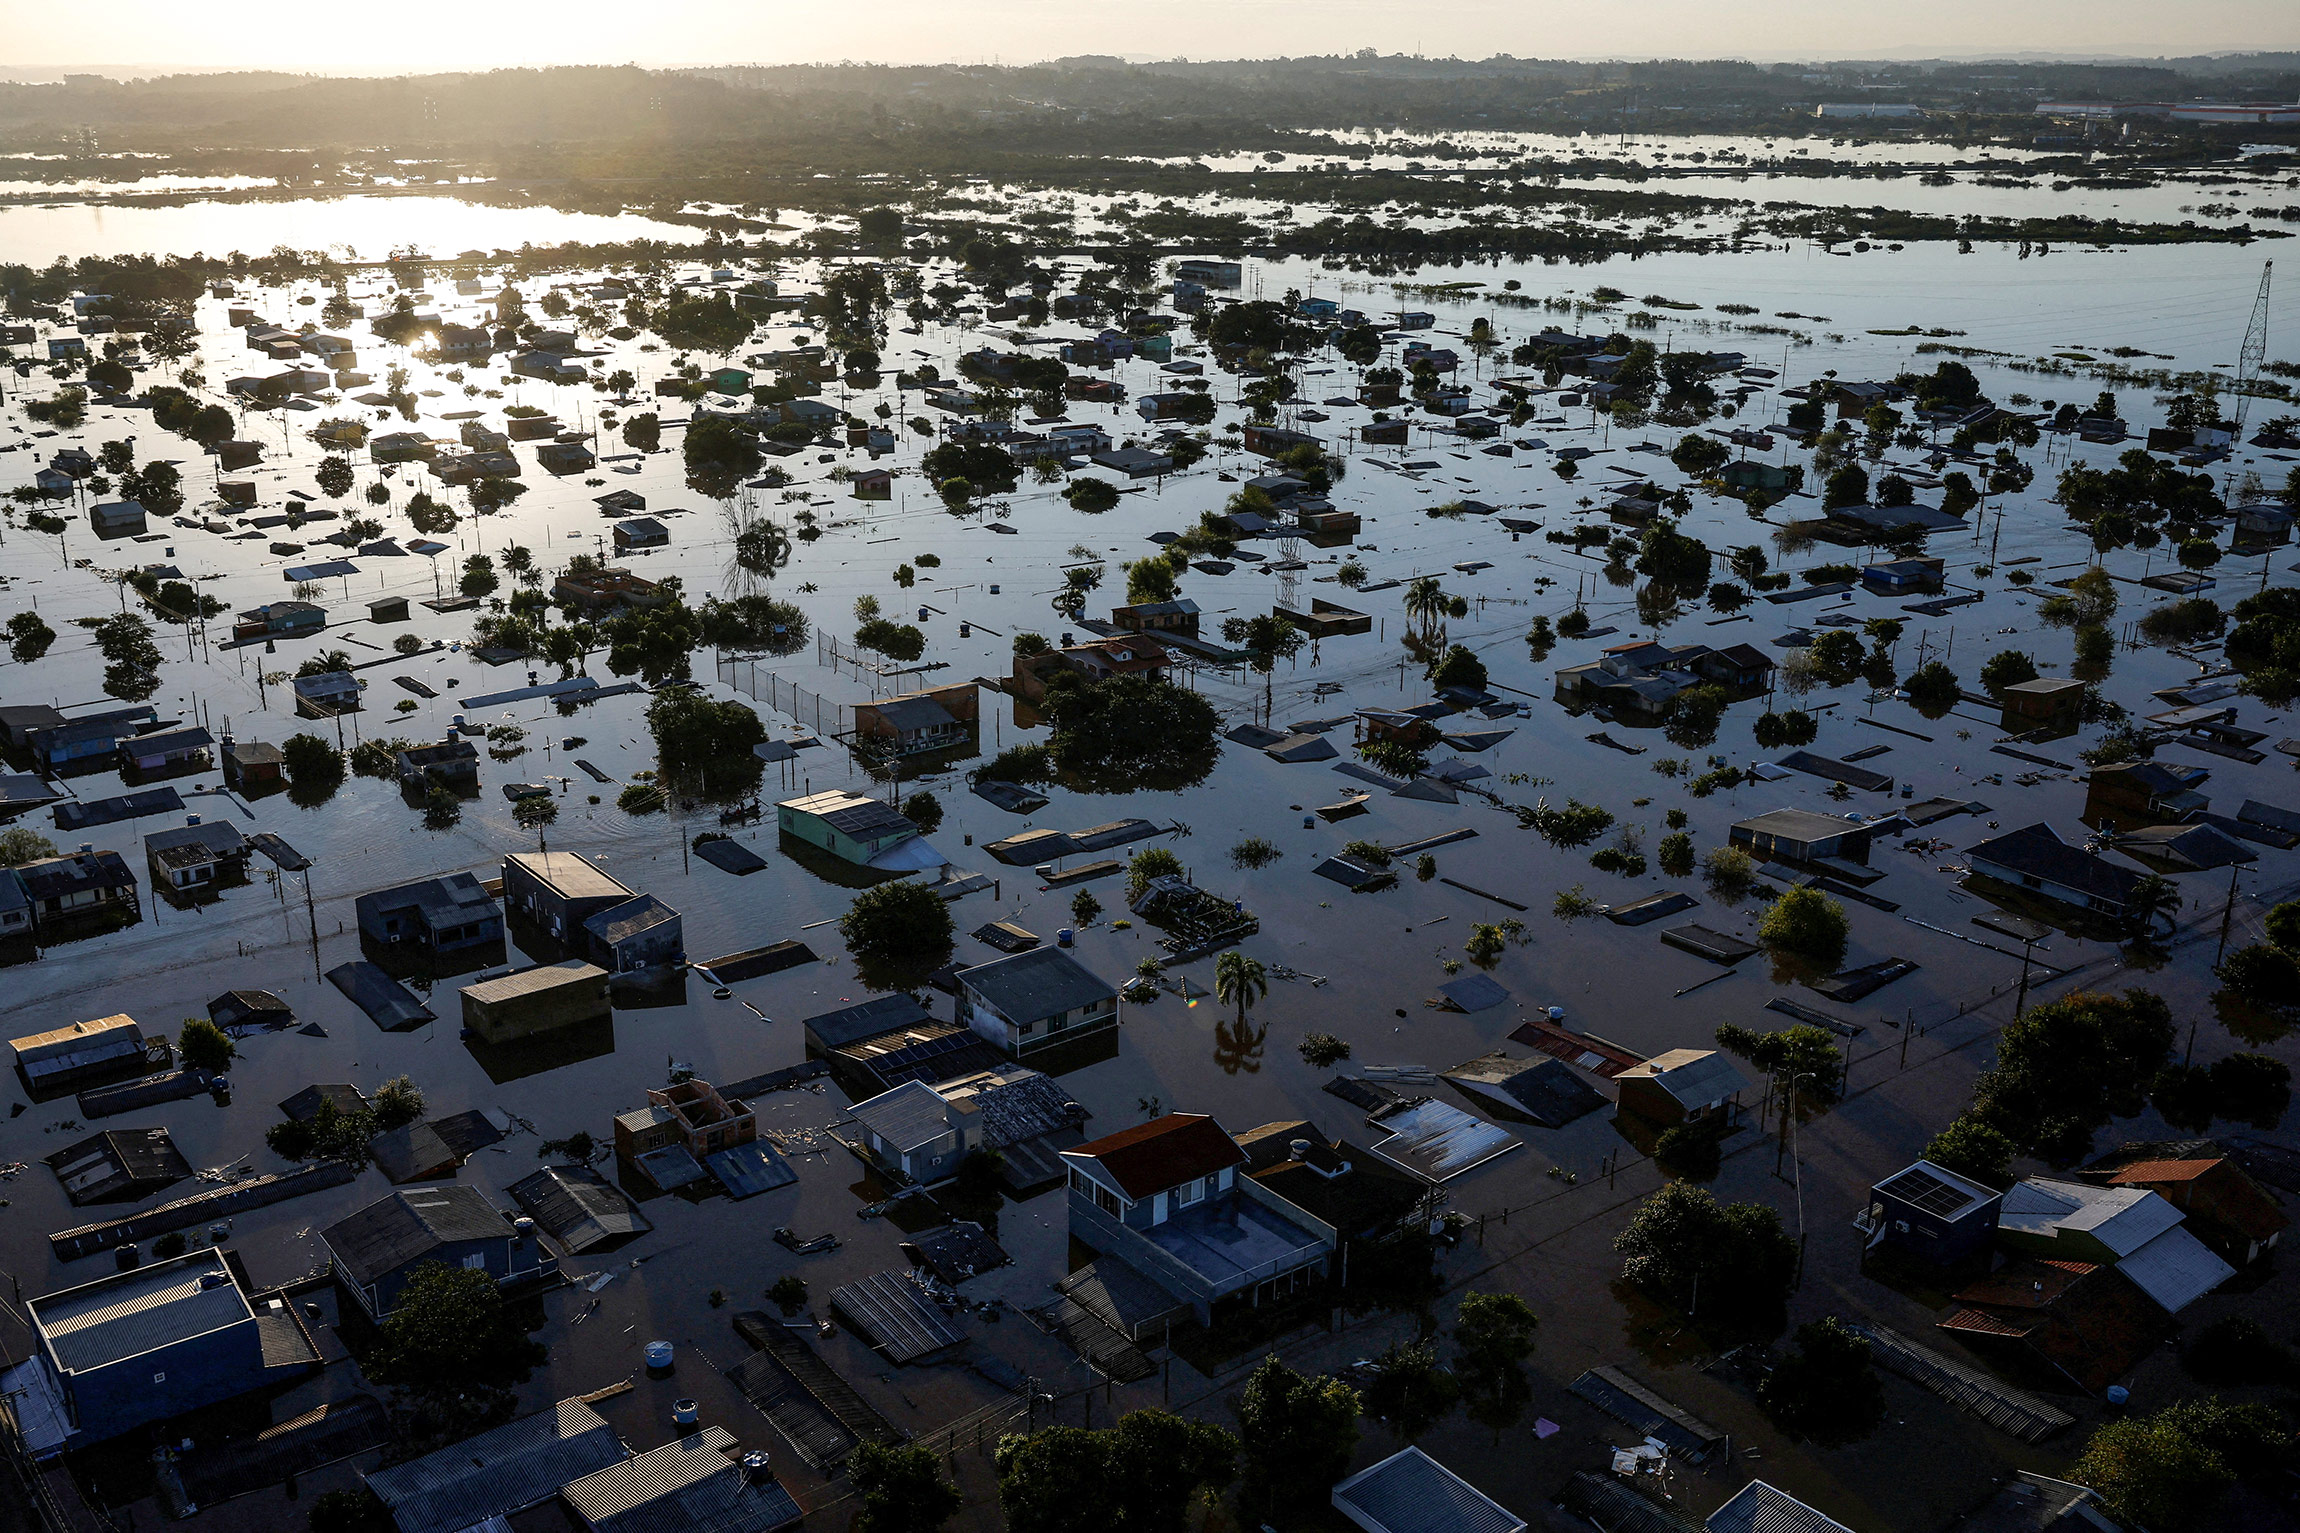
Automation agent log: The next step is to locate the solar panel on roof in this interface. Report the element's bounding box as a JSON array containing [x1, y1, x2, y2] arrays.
[[1881, 1166, 1976, 1217]]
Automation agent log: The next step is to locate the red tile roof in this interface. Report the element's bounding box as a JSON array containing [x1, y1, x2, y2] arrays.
[[1071, 1113, 1244, 1201], [2113, 1157, 2288, 1243], [2112, 1158, 2220, 1183]]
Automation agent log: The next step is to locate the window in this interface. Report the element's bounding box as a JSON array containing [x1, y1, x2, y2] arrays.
[[462, 1253, 489, 1271], [1094, 1184, 1122, 1217], [151, 1371, 166, 1384]]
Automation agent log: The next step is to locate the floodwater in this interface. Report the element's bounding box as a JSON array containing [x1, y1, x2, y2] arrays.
[[0, 200, 2295, 1531], [0, 195, 711, 266]]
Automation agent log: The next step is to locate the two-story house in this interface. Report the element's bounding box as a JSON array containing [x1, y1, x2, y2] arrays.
[[13, 1249, 320, 1453], [1060, 1114, 1334, 1336], [355, 871, 504, 955]]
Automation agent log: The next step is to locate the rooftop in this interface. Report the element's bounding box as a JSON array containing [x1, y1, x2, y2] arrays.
[[778, 789, 917, 841], [958, 945, 1115, 1025], [1621, 1049, 1750, 1109], [560, 1427, 802, 1533], [1331, 1447, 1526, 1533], [1875, 1160, 1999, 1221], [1068, 1113, 1245, 1201], [365, 1398, 627, 1533], [463, 959, 609, 1005], [505, 850, 635, 903], [321, 1185, 513, 1287], [848, 1080, 955, 1155], [1705, 1482, 1857, 1533], [32, 1250, 251, 1375]]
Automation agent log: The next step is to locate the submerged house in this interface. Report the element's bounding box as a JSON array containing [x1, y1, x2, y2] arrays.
[[1859, 1159, 2004, 1268], [776, 790, 924, 869], [1236, 1121, 1428, 1250], [582, 893, 684, 974], [501, 851, 637, 945], [395, 736, 481, 791], [13, 1249, 320, 1453], [613, 1078, 757, 1164], [1614, 1049, 1749, 1127], [1964, 823, 2145, 921], [2082, 761, 2210, 827], [846, 1066, 1083, 1187], [1729, 808, 1874, 869], [118, 725, 214, 775], [143, 816, 252, 893], [321, 1185, 555, 1321], [14, 849, 138, 929], [1062, 1113, 1333, 1334], [292, 671, 364, 717], [850, 684, 979, 758], [956, 946, 1119, 1060], [355, 871, 503, 955], [1997, 1177, 2235, 1313]]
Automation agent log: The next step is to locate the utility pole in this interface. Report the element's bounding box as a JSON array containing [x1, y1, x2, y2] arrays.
[[2215, 861, 2242, 966]]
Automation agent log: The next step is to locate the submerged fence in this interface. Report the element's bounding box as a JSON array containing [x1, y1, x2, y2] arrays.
[[715, 655, 850, 738]]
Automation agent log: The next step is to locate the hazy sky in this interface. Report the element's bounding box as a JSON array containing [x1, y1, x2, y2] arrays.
[[4, 0, 2298, 75]]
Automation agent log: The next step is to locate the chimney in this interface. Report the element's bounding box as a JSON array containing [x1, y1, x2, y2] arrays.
[[1288, 1138, 1314, 1162], [741, 1450, 776, 1485]]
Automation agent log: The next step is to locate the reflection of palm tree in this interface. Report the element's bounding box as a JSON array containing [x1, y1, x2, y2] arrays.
[[1213, 1016, 1267, 1076], [1214, 950, 1268, 1030]]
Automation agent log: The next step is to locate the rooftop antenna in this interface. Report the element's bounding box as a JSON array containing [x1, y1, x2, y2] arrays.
[[2233, 259, 2272, 442]]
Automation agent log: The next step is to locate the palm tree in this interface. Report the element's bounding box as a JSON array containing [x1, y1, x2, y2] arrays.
[[1214, 950, 1269, 1031], [2124, 873, 2180, 939], [1403, 575, 1450, 647]]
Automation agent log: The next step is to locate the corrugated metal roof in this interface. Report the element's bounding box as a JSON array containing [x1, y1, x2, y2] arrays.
[[11, 1014, 141, 1067], [2001, 1179, 2183, 1256], [830, 1271, 966, 1363], [509, 1166, 652, 1253], [1364, 1100, 1520, 1182], [778, 789, 914, 840], [804, 994, 932, 1051], [1331, 1447, 1526, 1533], [321, 1186, 511, 1287], [32, 1251, 251, 1374], [1703, 1481, 1856, 1533], [584, 893, 681, 947], [365, 1398, 625, 1533], [704, 1141, 798, 1200], [2116, 1226, 2236, 1313], [559, 1428, 735, 1522], [847, 1080, 953, 1154]]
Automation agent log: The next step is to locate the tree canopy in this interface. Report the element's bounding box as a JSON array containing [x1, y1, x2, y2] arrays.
[[840, 878, 956, 990], [1615, 1181, 1797, 1330]]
